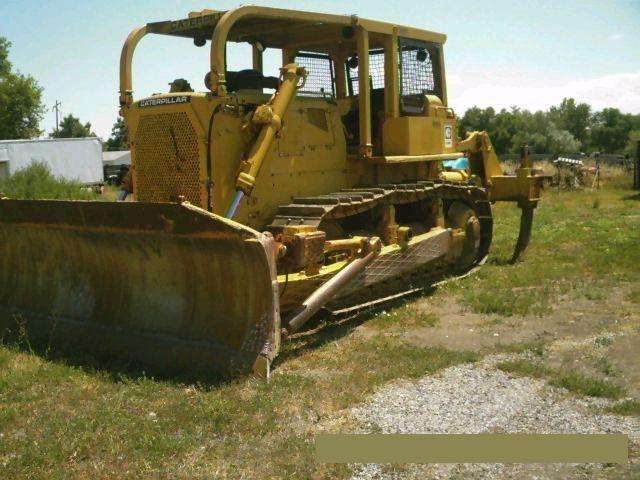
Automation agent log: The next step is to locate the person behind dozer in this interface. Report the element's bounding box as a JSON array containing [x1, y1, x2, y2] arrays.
[[117, 166, 133, 201]]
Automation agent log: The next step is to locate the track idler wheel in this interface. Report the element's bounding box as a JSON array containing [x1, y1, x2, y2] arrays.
[[446, 201, 481, 271]]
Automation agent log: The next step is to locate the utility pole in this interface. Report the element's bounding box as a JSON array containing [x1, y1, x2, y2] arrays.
[[53, 100, 62, 133]]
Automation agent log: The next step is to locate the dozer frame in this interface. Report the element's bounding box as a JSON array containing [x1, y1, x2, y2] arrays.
[[0, 6, 544, 378]]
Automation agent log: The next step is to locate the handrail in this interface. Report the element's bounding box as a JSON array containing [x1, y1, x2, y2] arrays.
[[119, 26, 149, 109]]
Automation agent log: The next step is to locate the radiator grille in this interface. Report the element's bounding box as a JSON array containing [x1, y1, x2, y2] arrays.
[[133, 112, 203, 207]]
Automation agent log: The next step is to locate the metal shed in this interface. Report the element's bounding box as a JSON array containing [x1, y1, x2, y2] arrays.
[[0, 137, 104, 185]]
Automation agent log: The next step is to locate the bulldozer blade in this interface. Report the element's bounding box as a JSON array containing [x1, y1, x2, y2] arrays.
[[0, 199, 280, 378], [510, 205, 535, 264]]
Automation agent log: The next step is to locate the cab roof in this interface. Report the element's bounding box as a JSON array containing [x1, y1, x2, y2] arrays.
[[146, 6, 446, 52]]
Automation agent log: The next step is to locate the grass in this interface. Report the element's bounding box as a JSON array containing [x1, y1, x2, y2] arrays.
[[445, 167, 640, 317], [0, 162, 99, 200], [625, 288, 640, 304], [549, 372, 626, 399], [0, 327, 476, 478], [594, 335, 614, 348], [495, 340, 546, 356], [497, 359, 626, 399], [597, 357, 620, 377], [367, 305, 440, 331], [606, 399, 640, 416], [0, 166, 638, 477]]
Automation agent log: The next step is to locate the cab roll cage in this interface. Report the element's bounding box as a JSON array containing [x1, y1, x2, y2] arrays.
[[118, 5, 448, 158]]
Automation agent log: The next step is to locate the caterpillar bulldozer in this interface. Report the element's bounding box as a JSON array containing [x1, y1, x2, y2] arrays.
[[0, 7, 544, 378]]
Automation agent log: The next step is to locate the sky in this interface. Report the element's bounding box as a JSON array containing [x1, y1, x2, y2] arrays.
[[1, 0, 639, 139]]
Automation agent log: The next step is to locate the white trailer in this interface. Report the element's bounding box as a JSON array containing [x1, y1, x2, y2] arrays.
[[0, 137, 104, 184]]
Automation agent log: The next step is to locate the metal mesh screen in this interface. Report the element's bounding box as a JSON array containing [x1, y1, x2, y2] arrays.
[[400, 46, 437, 95], [347, 49, 385, 96], [134, 112, 203, 207], [295, 52, 335, 97]]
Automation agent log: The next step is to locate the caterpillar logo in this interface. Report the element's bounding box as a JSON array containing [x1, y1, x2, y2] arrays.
[[138, 96, 191, 108], [444, 124, 453, 148], [170, 13, 222, 32]]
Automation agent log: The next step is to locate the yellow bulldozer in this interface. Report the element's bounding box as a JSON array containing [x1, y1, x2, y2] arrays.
[[0, 7, 544, 378]]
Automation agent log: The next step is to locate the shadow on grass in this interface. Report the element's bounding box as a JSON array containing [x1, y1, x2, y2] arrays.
[[276, 288, 434, 366], [3, 296, 429, 389], [489, 256, 513, 266], [0, 320, 232, 389], [622, 192, 640, 201], [2, 296, 426, 389], [489, 254, 534, 267]]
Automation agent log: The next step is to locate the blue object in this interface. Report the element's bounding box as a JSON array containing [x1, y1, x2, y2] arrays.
[[443, 157, 469, 170], [226, 190, 245, 218]]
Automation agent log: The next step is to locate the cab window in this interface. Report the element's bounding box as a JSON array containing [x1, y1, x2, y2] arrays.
[[294, 52, 335, 98]]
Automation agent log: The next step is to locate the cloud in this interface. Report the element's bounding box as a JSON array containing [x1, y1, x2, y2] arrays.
[[448, 71, 640, 115], [608, 33, 624, 41]]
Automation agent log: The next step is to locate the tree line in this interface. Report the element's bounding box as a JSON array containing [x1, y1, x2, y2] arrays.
[[1, 35, 639, 156], [459, 99, 640, 157]]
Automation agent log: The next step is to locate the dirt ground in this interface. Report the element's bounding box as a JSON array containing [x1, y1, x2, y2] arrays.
[[356, 284, 640, 397], [350, 280, 639, 479]]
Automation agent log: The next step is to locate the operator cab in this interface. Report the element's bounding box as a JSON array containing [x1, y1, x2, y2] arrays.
[[121, 7, 456, 161]]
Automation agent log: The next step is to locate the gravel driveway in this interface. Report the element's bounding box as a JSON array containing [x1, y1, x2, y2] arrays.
[[350, 355, 639, 479]]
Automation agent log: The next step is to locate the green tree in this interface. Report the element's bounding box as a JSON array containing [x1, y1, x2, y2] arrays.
[[50, 113, 95, 138], [511, 130, 548, 155], [589, 108, 634, 153], [546, 124, 580, 155], [457, 100, 640, 156], [624, 130, 640, 158], [104, 117, 129, 151], [0, 37, 45, 139], [492, 108, 524, 154], [509, 110, 552, 154], [0, 37, 11, 77], [458, 106, 496, 139], [459, 100, 640, 156], [459, 106, 553, 155], [549, 98, 591, 149]]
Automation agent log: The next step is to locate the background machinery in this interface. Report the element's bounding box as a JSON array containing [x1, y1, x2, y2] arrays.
[[0, 7, 544, 378]]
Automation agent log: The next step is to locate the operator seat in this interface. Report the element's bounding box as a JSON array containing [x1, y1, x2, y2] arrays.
[[342, 88, 386, 154], [204, 70, 280, 92]]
